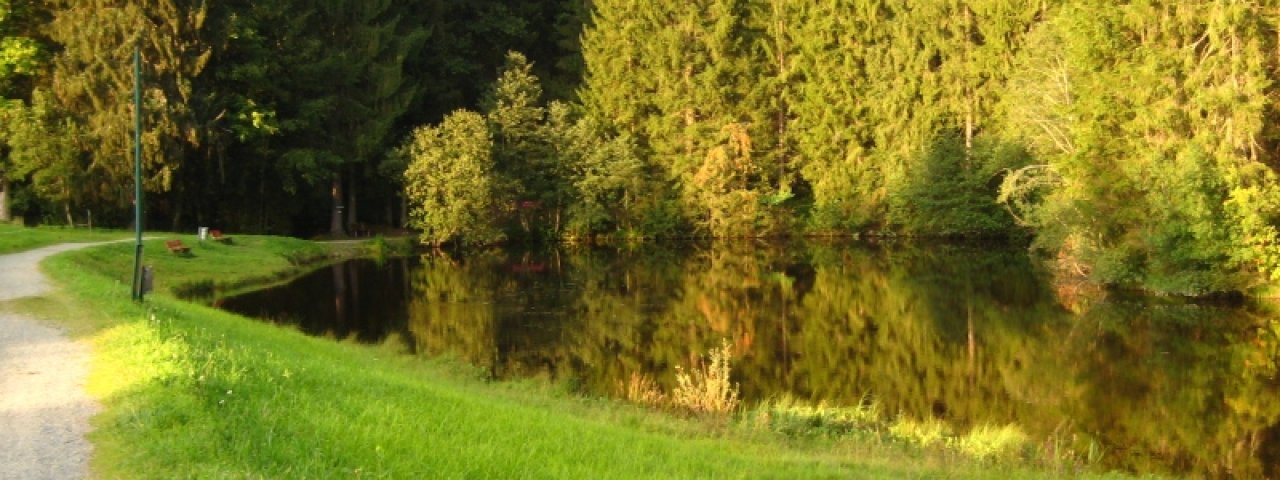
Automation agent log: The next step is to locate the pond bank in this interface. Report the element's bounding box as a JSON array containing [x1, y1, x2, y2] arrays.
[[31, 235, 1130, 478]]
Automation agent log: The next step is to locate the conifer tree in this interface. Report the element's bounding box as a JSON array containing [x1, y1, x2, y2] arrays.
[[788, 0, 888, 230], [268, 0, 426, 237], [43, 0, 212, 215], [484, 51, 552, 236], [583, 0, 773, 236]]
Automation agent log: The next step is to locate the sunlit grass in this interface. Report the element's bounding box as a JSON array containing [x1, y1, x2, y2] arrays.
[[62, 234, 327, 298], [747, 396, 882, 438], [889, 416, 953, 448], [954, 424, 1032, 462]]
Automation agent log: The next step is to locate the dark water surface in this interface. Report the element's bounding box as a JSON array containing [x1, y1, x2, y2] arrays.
[[215, 240, 1280, 477]]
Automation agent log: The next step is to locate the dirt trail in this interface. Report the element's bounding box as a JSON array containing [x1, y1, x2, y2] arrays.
[[0, 243, 108, 480]]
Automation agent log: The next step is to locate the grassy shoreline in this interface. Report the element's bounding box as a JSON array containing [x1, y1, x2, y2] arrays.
[[9, 235, 1133, 478]]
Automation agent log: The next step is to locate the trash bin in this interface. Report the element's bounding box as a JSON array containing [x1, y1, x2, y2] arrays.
[[141, 266, 154, 295], [198, 227, 209, 241]]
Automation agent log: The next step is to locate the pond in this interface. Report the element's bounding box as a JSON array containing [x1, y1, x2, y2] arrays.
[[213, 240, 1280, 477]]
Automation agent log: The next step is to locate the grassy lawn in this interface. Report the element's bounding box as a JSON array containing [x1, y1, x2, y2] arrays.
[[3, 235, 1138, 479], [0, 223, 133, 254]]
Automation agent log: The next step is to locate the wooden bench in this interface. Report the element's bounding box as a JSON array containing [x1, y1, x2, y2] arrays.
[[165, 239, 191, 255], [210, 229, 232, 244]]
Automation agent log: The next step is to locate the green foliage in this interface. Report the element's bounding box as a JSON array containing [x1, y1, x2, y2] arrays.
[[0, 0, 44, 90], [485, 51, 558, 239], [0, 91, 87, 218], [403, 110, 504, 247], [45, 0, 214, 202], [889, 134, 1028, 237], [2, 0, 1280, 293], [581, 0, 790, 237], [543, 102, 653, 238], [993, 1, 1280, 294]]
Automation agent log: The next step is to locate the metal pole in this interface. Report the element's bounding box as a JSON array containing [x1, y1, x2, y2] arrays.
[[131, 46, 144, 301]]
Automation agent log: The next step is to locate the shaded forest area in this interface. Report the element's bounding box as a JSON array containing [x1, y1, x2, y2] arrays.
[[6, 0, 1280, 295], [0, 0, 587, 234]]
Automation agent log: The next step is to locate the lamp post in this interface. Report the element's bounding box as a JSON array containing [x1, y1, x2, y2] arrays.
[[131, 46, 145, 301]]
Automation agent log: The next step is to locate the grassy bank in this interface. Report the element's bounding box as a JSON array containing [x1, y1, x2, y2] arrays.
[[0, 223, 131, 254], [11, 236, 1132, 478]]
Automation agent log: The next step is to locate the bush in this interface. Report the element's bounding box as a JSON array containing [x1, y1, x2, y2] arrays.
[[671, 340, 740, 414]]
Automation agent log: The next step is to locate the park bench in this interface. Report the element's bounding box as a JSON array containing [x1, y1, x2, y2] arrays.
[[210, 229, 232, 244], [165, 239, 191, 255]]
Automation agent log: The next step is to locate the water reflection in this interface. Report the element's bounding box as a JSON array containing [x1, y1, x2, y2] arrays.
[[215, 241, 1280, 477]]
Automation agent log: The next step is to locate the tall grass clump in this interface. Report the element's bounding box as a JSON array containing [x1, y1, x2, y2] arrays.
[[954, 424, 1031, 462], [672, 340, 739, 414], [888, 416, 953, 448], [369, 235, 389, 260], [749, 396, 881, 438], [618, 372, 665, 407]]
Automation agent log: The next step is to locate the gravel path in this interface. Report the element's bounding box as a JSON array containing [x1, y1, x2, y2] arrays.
[[0, 243, 110, 480]]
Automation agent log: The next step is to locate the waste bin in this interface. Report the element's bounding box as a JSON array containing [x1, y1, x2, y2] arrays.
[[198, 227, 209, 241], [141, 266, 154, 295]]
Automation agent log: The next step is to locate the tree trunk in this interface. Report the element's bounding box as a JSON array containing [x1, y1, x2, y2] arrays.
[[333, 262, 348, 326], [0, 176, 10, 223], [64, 203, 74, 227], [172, 186, 186, 232], [962, 5, 974, 163], [399, 194, 408, 229], [346, 169, 359, 235], [330, 175, 346, 237]]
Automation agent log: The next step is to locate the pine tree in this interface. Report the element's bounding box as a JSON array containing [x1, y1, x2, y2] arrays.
[[265, 0, 425, 237], [582, 0, 772, 236], [484, 51, 551, 236], [789, 0, 888, 230]]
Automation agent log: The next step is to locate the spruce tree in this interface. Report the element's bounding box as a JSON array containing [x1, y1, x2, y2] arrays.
[[254, 0, 426, 236], [789, 0, 887, 230], [582, 0, 771, 236]]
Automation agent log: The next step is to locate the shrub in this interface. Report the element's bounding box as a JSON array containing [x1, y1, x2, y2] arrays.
[[618, 372, 665, 407], [671, 340, 739, 414]]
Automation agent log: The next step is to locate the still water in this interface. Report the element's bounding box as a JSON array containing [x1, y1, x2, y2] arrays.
[[215, 240, 1280, 477]]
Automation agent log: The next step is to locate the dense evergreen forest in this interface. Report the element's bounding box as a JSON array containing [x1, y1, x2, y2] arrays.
[[5, 0, 1280, 295]]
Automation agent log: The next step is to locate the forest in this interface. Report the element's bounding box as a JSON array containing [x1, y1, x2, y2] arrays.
[[4, 0, 1280, 295]]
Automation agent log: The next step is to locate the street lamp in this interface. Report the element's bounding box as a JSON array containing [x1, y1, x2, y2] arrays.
[[130, 45, 144, 301]]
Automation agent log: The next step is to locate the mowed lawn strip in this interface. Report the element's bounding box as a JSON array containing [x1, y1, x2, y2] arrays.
[[0, 224, 132, 254], [24, 237, 1131, 479]]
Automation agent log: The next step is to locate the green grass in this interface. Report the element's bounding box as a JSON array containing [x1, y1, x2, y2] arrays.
[[4, 235, 1143, 479], [64, 234, 327, 298], [0, 223, 132, 254]]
